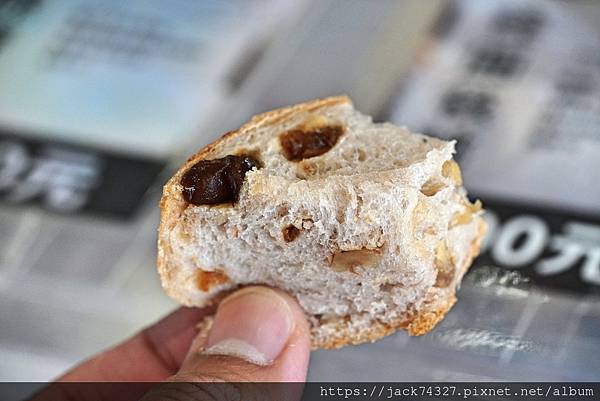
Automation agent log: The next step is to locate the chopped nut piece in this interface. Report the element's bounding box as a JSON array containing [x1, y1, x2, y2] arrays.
[[411, 200, 433, 237], [420, 179, 445, 196], [470, 199, 483, 212], [434, 240, 454, 288], [450, 198, 483, 228], [442, 160, 463, 185], [451, 211, 473, 227], [330, 248, 382, 273]]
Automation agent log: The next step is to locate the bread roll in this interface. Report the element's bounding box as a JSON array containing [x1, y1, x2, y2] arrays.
[[158, 96, 485, 349]]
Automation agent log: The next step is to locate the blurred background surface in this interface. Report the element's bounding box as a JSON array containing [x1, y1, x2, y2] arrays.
[[0, 0, 599, 381]]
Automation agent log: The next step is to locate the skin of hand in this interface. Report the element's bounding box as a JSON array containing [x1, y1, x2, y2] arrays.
[[29, 286, 311, 401]]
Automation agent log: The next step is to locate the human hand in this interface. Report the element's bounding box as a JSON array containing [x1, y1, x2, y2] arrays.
[[30, 286, 311, 401]]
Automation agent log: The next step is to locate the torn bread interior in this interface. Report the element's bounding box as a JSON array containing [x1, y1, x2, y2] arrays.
[[157, 96, 486, 349]]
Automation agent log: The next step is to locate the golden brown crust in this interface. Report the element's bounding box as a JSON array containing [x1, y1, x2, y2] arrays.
[[309, 299, 455, 350]]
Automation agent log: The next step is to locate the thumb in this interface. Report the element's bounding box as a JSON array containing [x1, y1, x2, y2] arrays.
[[142, 286, 311, 400], [177, 286, 311, 381]]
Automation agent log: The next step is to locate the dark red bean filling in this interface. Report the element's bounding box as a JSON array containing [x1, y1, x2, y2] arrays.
[[280, 125, 344, 161], [181, 155, 260, 205]]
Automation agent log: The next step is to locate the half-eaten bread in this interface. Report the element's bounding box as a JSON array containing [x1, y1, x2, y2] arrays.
[[157, 96, 486, 349]]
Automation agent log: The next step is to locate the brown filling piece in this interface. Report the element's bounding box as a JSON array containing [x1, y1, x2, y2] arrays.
[[280, 125, 344, 161], [434, 240, 455, 288], [196, 270, 229, 291], [181, 155, 260, 205], [282, 225, 301, 242]]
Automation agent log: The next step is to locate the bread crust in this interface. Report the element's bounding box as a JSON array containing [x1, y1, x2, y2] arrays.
[[157, 95, 485, 349]]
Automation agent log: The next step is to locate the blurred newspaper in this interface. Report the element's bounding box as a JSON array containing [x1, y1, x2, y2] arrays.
[[387, 0, 600, 295]]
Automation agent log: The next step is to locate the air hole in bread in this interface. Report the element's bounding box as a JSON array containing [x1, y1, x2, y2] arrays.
[[329, 248, 382, 273], [316, 313, 341, 325], [234, 148, 263, 165]]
